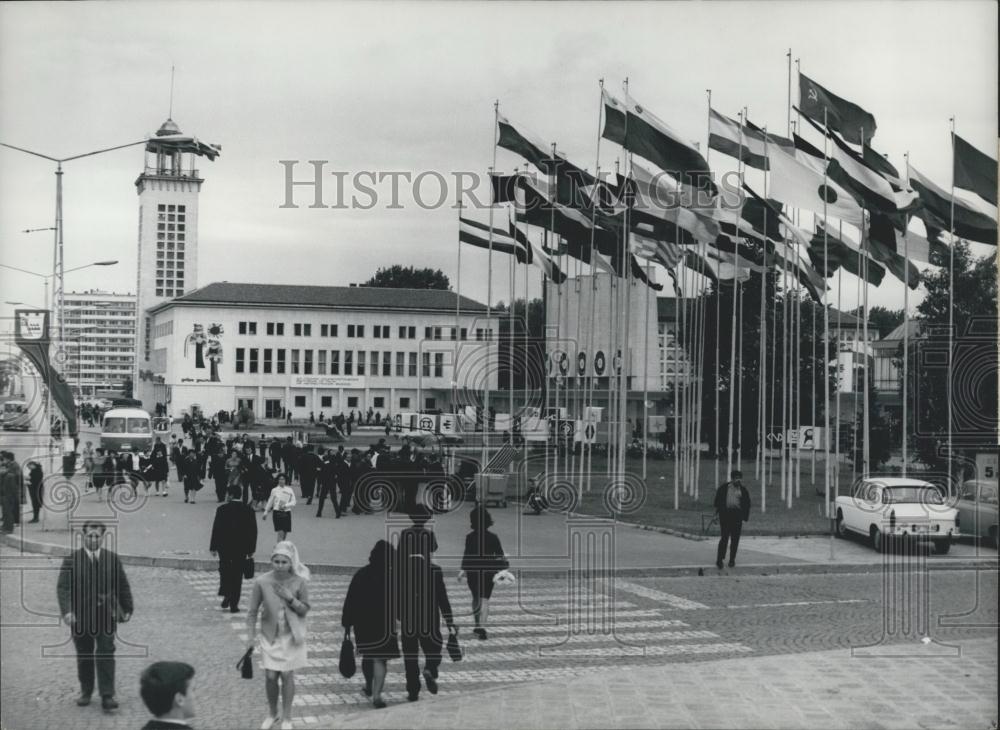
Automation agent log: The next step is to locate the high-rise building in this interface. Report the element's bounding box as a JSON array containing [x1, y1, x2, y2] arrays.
[[62, 290, 137, 397], [133, 117, 220, 408]]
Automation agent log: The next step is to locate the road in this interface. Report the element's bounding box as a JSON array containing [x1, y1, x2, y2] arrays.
[[2, 545, 995, 729]]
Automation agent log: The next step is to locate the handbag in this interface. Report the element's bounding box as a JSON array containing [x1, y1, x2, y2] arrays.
[[236, 647, 253, 679], [242, 557, 255, 580], [446, 627, 463, 662], [493, 569, 516, 586], [339, 630, 356, 678]]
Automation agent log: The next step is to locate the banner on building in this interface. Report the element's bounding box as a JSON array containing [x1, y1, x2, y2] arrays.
[[15, 309, 77, 435]]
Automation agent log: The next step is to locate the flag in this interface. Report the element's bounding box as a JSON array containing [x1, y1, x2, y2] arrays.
[[602, 89, 716, 195], [765, 140, 863, 226], [148, 134, 222, 161], [797, 114, 919, 214], [459, 216, 527, 261], [632, 233, 684, 269], [866, 212, 922, 289], [14, 309, 78, 436], [631, 256, 664, 290], [508, 216, 568, 283], [810, 222, 887, 285], [953, 133, 998, 206], [708, 108, 769, 170], [624, 161, 720, 243], [682, 249, 749, 284], [798, 72, 877, 145], [909, 165, 997, 246], [898, 228, 949, 267], [862, 143, 905, 189], [497, 115, 597, 207]]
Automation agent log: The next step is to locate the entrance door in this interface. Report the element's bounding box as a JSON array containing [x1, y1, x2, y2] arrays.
[[237, 398, 255, 412], [265, 399, 282, 419]]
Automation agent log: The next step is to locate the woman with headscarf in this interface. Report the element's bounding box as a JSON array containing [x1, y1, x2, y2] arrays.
[[246, 541, 311, 730], [341, 540, 399, 709]]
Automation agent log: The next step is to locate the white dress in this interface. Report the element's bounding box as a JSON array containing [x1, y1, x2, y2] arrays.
[[256, 579, 308, 672]]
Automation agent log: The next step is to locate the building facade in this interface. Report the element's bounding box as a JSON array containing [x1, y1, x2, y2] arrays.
[[62, 290, 136, 397], [146, 282, 497, 419]]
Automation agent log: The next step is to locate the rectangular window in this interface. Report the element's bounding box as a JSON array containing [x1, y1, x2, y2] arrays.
[[450, 327, 457, 340], [321, 324, 328, 337], [291, 349, 300, 374], [294, 395, 306, 408], [383, 325, 390, 339], [304, 349, 313, 375], [276, 349, 286, 374], [425, 397, 436, 410], [382, 351, 391, 376], [347, 396, 359, 408], [276, 323, 284, 336], [264, 348, 273, 374], [239, 321, 247, 335], [374, 396, 385, 409], [398, 326, 406, 339], [330, 324, 338, 337], [409, 326, 416, 339], [370, 351, 378, 377], [422, 352, 431, 377], [294, 323, 302, 337], [303, 324, 311, 337], [321, 396, 332, 408], [374, 327, 381, 339], [461, 328, 468, 340], [347, 325, 355, 338], [331, 350, 340, 375], [409, 352, 417, 377], [318, 350, 327, 375], [267, 322, 275, 335], [357, 325, 365, 338], [357, 351, 366, 376], [248, 322, 257, 335], [434, 352, 444, 378], [399, 397, 410, 409], [425, 326, 432, 340], [396, 352, 404, 376], [344, 351, 353, 375], [249, 348, 259, 373], [235, 347, 245, 373], [434, 327, 442, 340]]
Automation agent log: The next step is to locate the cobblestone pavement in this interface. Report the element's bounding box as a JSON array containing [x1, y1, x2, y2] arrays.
[[2, 538, 996, 729]]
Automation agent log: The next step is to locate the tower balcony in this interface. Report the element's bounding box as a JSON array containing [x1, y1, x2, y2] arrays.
[[140, 165, 201, 179]]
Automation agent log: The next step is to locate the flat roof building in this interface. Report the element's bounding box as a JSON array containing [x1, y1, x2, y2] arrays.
[[63, 290, 137, 397]]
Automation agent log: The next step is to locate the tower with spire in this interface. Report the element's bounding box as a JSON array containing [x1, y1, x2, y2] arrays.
[[133, 115, 220, 408]]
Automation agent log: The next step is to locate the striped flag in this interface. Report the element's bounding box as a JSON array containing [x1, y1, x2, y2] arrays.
[[632, 233, 683, 269], [458, 216, 527, 261], [708, 108, 769, 170], [909, 165, 997, 246], [508, 216, 567, 284], [953, 132, 998, 206]]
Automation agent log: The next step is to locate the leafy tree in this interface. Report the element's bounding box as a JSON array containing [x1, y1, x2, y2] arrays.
[[363, 265, 450, 290], [863, 306, 905, 339]]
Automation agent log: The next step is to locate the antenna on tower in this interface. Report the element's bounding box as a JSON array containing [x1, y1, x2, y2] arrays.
[[169, 65, 175, 118]]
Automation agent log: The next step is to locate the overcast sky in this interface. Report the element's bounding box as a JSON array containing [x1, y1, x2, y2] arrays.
[[1, 1, 996, 328]]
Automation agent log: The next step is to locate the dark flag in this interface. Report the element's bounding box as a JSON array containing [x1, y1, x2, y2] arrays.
[[14, 309, 78, 436], [909, 165, 997, 246], [497, 115, 597, 207], [798, 72, 877, 145], [953, 133, 998, 206], [459, 217, 528, 261], [809, 222, 887, 285], [866, 213, 922, 289]]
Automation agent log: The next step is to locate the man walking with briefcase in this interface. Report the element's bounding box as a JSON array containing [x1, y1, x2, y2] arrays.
[[210, 486, 258, 613]]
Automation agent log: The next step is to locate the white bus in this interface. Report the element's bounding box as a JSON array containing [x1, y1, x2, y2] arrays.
[[100, 408, 153, 453]]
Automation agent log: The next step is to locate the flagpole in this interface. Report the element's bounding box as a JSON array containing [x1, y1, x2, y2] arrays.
[[483, 100, 499, 473], [860, 128, 870, 480], [551, 142, 562, 491], [948, 116, 956, 493], [725, 109, 745, 477], [509, 220, 516, 443], [455, 200, 463, 417], [903, 151, 911, 478], [758, 126, 771, 513], [821, 106, 831, 516], [835, 237, 843, 493]]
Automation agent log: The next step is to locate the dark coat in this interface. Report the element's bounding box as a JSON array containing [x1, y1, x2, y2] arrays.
[[209, 501, 258, 556], [342, 562, 400, 658], [298, 452, 322, 486], [713, 481, 751, 522], [397, 561, 453, 636], [461, 529, 508, 573], [56, 548, 134, 635]]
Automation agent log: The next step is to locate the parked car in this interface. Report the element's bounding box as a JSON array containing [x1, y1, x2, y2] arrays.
[[956, 480, 999, 549], [834, 477, 960, 554]]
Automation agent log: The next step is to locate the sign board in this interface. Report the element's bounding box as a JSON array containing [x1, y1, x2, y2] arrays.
[[648, 415, 667, 434], [291, 375, 365, 388], [582, 406, 603, 422], [494, 413, 512, 433], [766, 426, 824, 450], [976, 451, 998, 481], [574, 419, 598, 443], [438, 413, 458, 435], [416, 414, 436, 432]]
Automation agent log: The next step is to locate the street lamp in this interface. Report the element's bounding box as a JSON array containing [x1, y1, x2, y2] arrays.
[[1, 260, 120, 316]]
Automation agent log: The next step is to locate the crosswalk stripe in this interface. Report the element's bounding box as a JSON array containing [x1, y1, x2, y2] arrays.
[[600, 579, 710, 610], [228, 608, 664, 629]]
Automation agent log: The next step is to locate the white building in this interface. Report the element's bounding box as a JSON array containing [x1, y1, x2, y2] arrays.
[[146, 282, 497, 419], [62, 290, 137, 396]]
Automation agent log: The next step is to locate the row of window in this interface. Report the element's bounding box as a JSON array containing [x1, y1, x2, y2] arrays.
[[233, 348, 447, 378], [288, 395, 433, 410], [235, 321, 494, 341]]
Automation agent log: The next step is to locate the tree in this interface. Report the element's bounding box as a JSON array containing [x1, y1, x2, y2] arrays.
[[363, 265, 450, 290], [864, 306, 904, 339], [904, 243, 997, 472]]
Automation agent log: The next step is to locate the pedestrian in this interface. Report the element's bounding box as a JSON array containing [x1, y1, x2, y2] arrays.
[[298, 445, 321, 505], [139, 661, 196, 729], [171, 440, 185, 483], [342, 540, 399, 709], [82, 441, 97, 491], [246, 541, 311, 730], [226, 450, 244, 503], [150, 437, 169, 495], [210, 486, 258, 613], [458, 506, 508, 640], [398, 536, 455, 702], [183, 450, 202, 504], [56, 520, 133, 712], [262, 474, 296, 541], [315, 448, 342, 518], [280, 437, 296, 484], [398, 505, 438, 568], [269, 438, 282, 473], [211, 448, 228, 503], [713, 469, 751, 569], [26, 460, 44, 523], [0, 452, 22, 533]]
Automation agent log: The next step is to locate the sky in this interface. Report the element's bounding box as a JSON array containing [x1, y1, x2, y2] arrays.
[[0, 1, 996, 329]]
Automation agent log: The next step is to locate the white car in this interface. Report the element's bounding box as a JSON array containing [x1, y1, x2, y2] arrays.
[[834, 477, 960, 554]]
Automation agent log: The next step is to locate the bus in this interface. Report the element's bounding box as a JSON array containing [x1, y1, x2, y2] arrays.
[[1, 400, 31, 431], [100, 408, 153, 453]]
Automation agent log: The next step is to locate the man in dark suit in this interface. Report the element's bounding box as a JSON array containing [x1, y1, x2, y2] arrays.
[[56, 520, 134, 711], [713, 469, 752, 569], [209, 486, 258, 612], [398, 554, 455, 702], [139, 661, 196, 729], [298, 445, 322, 505]]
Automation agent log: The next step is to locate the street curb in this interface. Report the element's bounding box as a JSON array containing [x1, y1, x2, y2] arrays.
[[4, 532, 996, 578]]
